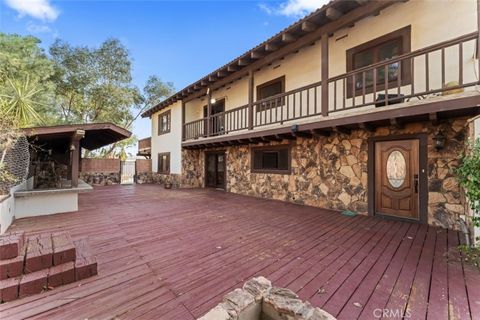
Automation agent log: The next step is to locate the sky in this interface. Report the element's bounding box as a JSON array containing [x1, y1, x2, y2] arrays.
[[0, 0, 328, 151]]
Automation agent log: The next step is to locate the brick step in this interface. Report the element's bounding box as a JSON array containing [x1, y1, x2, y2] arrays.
[[74, 239, 97, 281], [24, 232, 76, 274], [0, 231, 25, 260], [0, 237, 96, 303], [0, 246, 25, 280], [0, 262, 76, 303]]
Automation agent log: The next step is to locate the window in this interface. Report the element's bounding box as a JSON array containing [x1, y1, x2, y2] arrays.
[[346, 26, 411, 96], [256, 76, 285, 112], [157, 152, 170, 174], [158, 110, 171, 135], [251, 145, 290, 174]]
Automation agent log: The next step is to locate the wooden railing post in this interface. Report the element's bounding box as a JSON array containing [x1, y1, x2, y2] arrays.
[[321, 35, 329, 117], [181, 100, 185, 141], [248, 69, 254, 129], [207, 89, 212, 137]]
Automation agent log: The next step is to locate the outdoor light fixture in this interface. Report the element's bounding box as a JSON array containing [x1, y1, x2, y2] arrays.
[[433, 130, 446, 150], [210, 98, 216, 104], [291, 124, 299, 133]]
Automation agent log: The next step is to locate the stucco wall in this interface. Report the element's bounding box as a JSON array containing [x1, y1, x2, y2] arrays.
[[151, 101, 183, 174], [183, 0, 477, 122], [182, 118, 470, 230]]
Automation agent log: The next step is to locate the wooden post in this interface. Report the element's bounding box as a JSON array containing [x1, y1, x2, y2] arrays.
[[207, 90, 212, 136], [321, 35, 329, 116], [477, 0, 480, 77], [248, 69, 254, 129], [70, 130, 85, 188], [181, 100, 186, 141]]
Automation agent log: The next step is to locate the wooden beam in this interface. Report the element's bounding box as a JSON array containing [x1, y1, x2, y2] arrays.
[[321, 35, 329, 116], [264, 135, 282, 142], [181, 101, 185, 141], [276, 134, 296, 140], [356, 0, 369, 5], [208, 76, 216, 82], [332, 126, 351, 135], [200, 80, 208, 86], [70, 130, 84, 188], [302, 21, 316, 32], [238, 58, 250, 66], [359, 122, 375, 132], [251, 51, 265, 59], [248, 69, 254, 130], [282, 33, 297, 43], [293, 131, 313, 138], [217, 70, 228, 78], [326, 7, 343, 20], [227, 65, 239, 72], [265, 43, 279, 52], [182, 1, 397, 103], [310, 129, 330, 137], [390, 118, 403, 128]]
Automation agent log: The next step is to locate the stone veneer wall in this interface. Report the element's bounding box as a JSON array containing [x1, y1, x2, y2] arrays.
[[79, 172, 120, 186], [136, 172, 182, 187], [182, 118, 471, 230]]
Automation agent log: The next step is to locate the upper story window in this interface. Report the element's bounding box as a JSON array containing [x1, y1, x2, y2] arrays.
[[158, 110, 171, 135], [251, 145, 290, 174], [256, 76, 285, 112], [346, 26, 411, 96], [157, 152, 170, 174]]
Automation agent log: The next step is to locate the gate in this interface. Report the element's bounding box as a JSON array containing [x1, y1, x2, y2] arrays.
[[120, 160, 135, 184]]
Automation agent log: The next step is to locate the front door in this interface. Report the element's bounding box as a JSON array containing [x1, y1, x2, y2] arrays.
[[375, 139, 419, 220], [205, 152, 226, 189]]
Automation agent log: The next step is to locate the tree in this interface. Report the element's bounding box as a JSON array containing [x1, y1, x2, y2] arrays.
[[0, 33, 54, 85], [49, 38, 142, 124], [50, 38, 175, 157], [0, 33, 55, 126]]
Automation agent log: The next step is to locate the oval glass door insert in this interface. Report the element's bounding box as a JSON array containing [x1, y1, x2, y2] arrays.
[[386, 150, 406, 188]]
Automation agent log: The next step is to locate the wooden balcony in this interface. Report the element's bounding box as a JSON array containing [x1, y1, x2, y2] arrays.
[[183, 32, 480, 147], [137, 137, 151, 158]]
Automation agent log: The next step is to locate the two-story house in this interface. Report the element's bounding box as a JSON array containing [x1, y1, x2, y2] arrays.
[[141, 0, 480, 230]]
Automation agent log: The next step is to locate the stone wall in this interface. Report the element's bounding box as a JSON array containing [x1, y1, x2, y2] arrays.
[[79, 172, 120, 186], [182, 118, 470, 230], [199, 277, 335, 320], [136, 172, 182, 188]]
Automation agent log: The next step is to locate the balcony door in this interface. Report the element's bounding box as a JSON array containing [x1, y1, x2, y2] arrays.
[[205, 151, 226, 189], [203, 99, 225, 136]]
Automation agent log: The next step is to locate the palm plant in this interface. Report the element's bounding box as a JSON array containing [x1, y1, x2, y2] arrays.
[[0, 76, 45, 127]]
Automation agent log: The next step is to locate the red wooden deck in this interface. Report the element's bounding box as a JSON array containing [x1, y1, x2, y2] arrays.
[[1, 185, 478, 319]]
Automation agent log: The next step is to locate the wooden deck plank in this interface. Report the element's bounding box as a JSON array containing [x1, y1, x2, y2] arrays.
[[0, 185, 476, 320]]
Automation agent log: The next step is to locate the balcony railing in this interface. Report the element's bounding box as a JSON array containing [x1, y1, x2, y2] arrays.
[[183, 32, 479, 141]]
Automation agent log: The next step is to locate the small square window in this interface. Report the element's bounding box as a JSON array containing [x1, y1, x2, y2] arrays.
[[251, 145, 290, 174]]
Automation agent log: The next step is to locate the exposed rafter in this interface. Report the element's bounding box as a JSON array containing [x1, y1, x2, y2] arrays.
[[282, 33, 297, 43], [326, 7, 343, 20], [217, 70, 228, 78], [238, 58, 250, 66], [301, 21, 316, 32], [227, 65, 239, 72], [265, 43, 279, 52], [251, 51, 265, 59]]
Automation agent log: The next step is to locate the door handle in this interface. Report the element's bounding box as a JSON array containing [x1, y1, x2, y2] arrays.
[[414, 174, 419, 193]]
